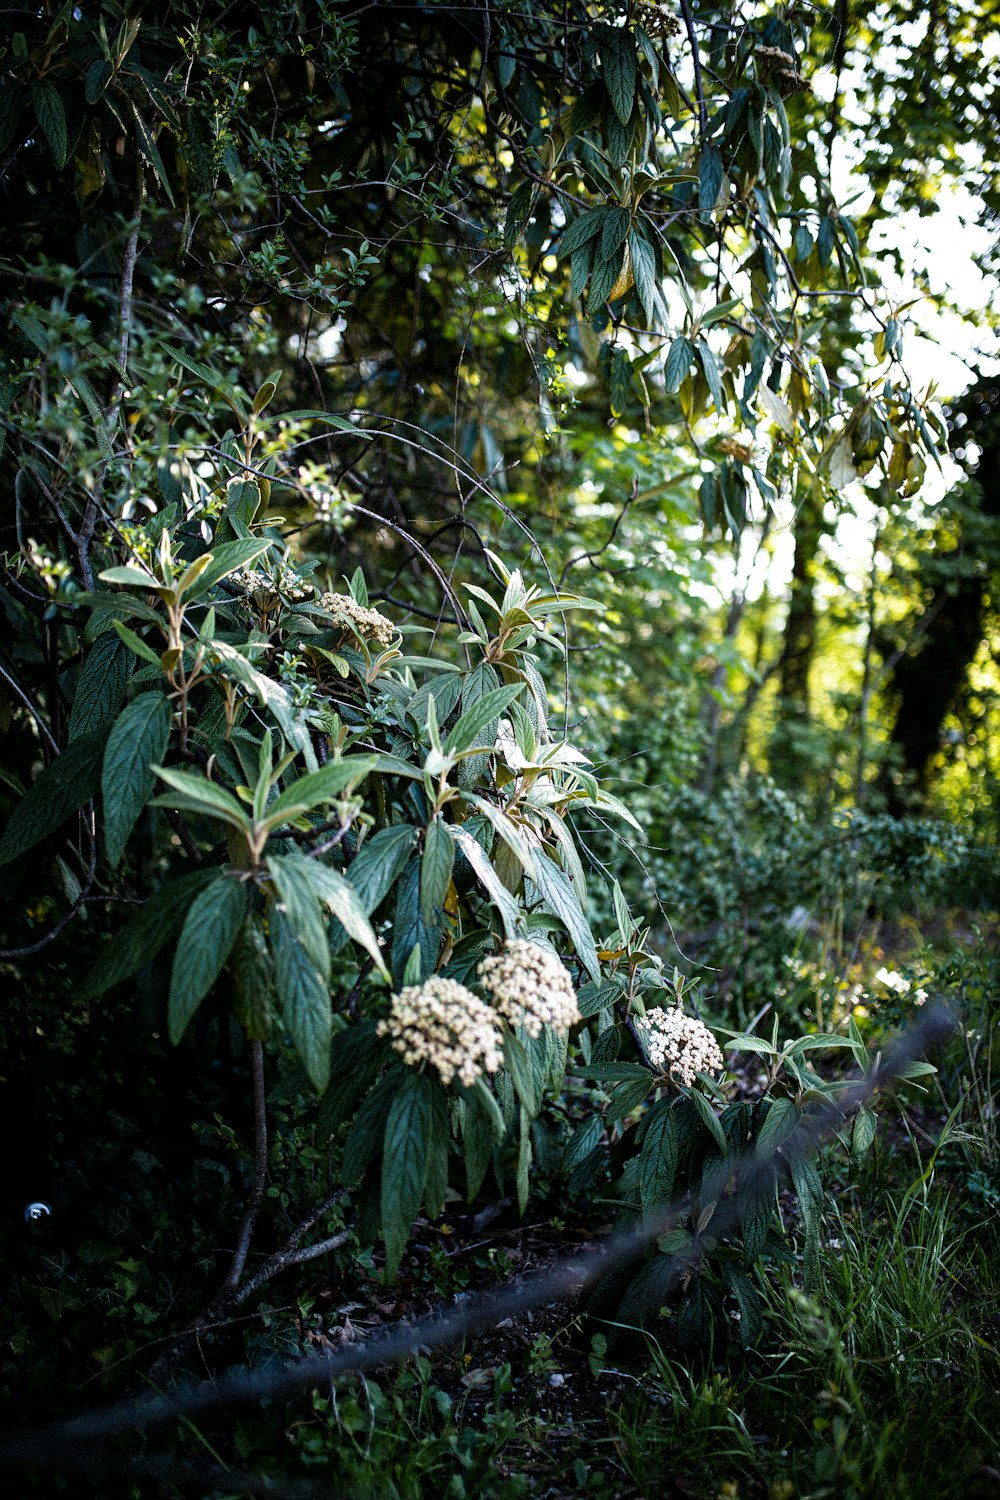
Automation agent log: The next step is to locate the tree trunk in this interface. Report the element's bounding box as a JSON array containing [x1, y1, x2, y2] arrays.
[[877, 378, 1000, 813], [769, 485, 825, 784]]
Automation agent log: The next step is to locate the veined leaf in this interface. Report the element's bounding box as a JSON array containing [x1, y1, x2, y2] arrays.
[[664, 335, 694, 394], [187, 537, 273, 599], [381, 1071, 432, 1276], [316, 1021, 386, 1138], [628, 231, 658, 325], [168, 874, 248, 1043], [559, 208, 607, 257], [391, 857, 440, 987], [639, 1100, 678, 1215], [0, 734, 103, 866], [32, 79, 68, 166], [530, 851, 600, 980], [267, 851, 331, 981], [698, 144, 724, 214], [231, 916, 274, 1041], [304, 859, 390, 979], [152, 765, 249, 833], [329, 825, 415, 954], [690, 1088, 728, 1156], [461, 1077, 505, 1199], [68, 630, 132, 742], [270, 904, 332, 1091], [447, 682, 524, 754], [448, 824, 521, 937], [601, 25, 637, 127], [102, 692, 172, 868], [266, 756, 378, 823], [420, 815, 455, 926]]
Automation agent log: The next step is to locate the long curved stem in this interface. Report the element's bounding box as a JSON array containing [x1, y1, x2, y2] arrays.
[[224, 1041, 268, 1292]]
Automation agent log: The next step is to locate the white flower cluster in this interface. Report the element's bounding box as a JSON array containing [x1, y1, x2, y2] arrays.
[[633, 2, 682, 39], [231, 568, 272, 596], [640, 1006, 724, 1087], [874, 968, 928, 1005], [377, 977, 502, 1087], [477, 940, 580, 1037], [319, 592, 395, 647]]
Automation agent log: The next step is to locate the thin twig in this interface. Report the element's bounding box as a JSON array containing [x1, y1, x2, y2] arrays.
[[0, 660, 60, 756], [0, 806, 98, 958], [679, 0, 708, 138]]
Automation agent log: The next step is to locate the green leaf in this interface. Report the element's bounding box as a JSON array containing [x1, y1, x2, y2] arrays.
[[564, 1114, 603, 1171], [559, 208, 606, 258], [267, 851, 331, 981], [664, 335, 694, 393], [99, 565, 161, 590], [111, 619, 162, 667], [448, 823, 521, 938], [697, 338, 726, 414], [304, 860, 390, 979], [168, 874, 248, 1043], [189, 537, 273, 598], [0, 734, 103, 865], [755, 1096, 799, 1157], [639, 1102, 678, 1215], [69, 630, 132, 742], [80, 868, 217, 999], [424, 1078, 451, 1218], [600, 205, 631, 263], [516, 1104, 531, 1215], [317, 1021, 386, 1138], [601, 26, 637, 127], [851, 1107, 878, 1160], [102, 692, 172, 868], [0, 80, 25, 153], [503, 180, 532, 250], [690, 1088, 728, 1156], [270, 904, 332, 1091], [381, 1072, 432, 1276], [789, 1150, 824, 1291], [447, 682, 524, 753], [737, 1168, 775, 1261], [530, 852, 600, 980], [329, 825, 415, 953], [152, 765, 249, 833], [608, 1075, 653, 1119], [461, 1078, 505, 1199], [231, 917, 274, 1041], [588, 248, 625, 307], [84, 57, 111, 104], [722, 1262, 764, 1347], [265, 756, 378, 823], [32, 80, 68, 167], [420, 815, 455, 926], [628, 231, 658, 324], [391, 857, 441, 987], [698, 145, 724, 214], [131, 102, 175, 206], [504, 1031, 543, 1116], [341, 1068, 402, 1182]]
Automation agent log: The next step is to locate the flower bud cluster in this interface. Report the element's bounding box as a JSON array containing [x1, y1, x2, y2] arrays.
[[231, 568, 272, 596], [378, 977, 502, 1087], [634, 2, 682, 39], [640, 1006, 724, 1087], [319, 592, 395, 646], [477, 940, 580, 1037]]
